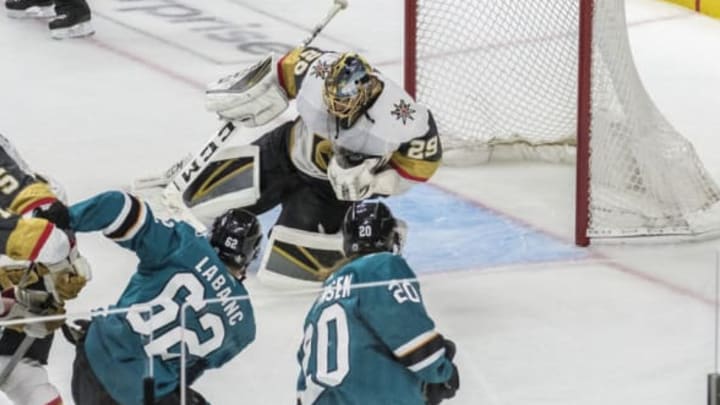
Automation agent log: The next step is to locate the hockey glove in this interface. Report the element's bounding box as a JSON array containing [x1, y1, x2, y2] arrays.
[[36, 247, 92, 301], [33, 201, 70, 231], [50, 271, 87, 301], [423, 339, 460, 405], [0, 287, 65, 338], [0, 265, 39, 290], [61, 318, 90, 346]]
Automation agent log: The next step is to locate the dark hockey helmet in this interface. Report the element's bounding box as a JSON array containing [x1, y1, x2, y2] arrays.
[[342, 201, 399, 256], [323, 52, 383, 129], [210, 208, 262, 280]]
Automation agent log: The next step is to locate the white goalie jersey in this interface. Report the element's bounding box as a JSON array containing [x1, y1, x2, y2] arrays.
[[276, 47, 442, 195]]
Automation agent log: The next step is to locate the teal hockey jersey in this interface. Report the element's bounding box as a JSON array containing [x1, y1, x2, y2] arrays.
[[296, 252, 454, 405], [70, 191, 255, 405]]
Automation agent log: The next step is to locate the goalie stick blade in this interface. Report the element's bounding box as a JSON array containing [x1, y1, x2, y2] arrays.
[[131, 176, 171, 191], [131, 155, 192, 192]]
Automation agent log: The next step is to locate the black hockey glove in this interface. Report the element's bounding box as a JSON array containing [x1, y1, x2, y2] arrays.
[[423, 339, 460, 405], [34, 201, 71, 231], [61, 319, 90, 346]]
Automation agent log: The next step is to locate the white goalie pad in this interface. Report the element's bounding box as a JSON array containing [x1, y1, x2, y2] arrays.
[[166, 144, 261, 228], [135, 143, 260, 232], [257, 225, 345, 288], [206, 55, 289, 127]]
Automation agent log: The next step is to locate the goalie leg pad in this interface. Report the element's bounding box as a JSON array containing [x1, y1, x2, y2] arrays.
[[152, 145, 260, 230], [257, 225, 345, 286], [161, 144, 261, 228]]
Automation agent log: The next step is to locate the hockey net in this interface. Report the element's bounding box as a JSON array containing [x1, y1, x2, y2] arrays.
[[405, 0, 720, 244]]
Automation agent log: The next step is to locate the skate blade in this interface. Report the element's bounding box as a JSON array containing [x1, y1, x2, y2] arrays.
[[6, 5, 55, 19], [50, 21, 94, 39]]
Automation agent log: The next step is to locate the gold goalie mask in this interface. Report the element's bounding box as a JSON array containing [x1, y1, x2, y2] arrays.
[[323, 53, 383, 129]]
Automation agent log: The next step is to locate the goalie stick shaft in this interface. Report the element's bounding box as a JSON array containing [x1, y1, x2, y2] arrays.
[[301, 0, 349, 47], [170, 121, 237, 192]]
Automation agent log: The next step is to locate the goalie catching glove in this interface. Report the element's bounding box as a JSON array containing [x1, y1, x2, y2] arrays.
[[205, 55, 289, 127]]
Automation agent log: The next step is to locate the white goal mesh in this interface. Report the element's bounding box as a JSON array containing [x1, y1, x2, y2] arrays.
[[408, 0, 720, 240]]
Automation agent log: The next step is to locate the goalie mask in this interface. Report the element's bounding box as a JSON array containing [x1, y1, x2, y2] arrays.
[[210, 208, 262, 280], [323, 53, 383, 129], [342, 201, 400, 256]]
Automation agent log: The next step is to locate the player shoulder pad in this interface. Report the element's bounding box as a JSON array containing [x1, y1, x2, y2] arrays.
[[350, 252, 415, 283], [367, 75, 430, 144], [277, 47, 337, 98]]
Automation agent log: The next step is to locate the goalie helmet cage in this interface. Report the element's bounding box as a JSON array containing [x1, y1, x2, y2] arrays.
[[404, 0, 720, 246]]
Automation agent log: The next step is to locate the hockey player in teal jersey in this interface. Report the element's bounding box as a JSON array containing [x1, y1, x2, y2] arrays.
[[67, 191, 260, 404], [296, 201, 460, 405]]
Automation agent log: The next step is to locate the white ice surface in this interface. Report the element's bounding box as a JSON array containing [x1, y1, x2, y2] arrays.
[[0, 0, 720, 404]]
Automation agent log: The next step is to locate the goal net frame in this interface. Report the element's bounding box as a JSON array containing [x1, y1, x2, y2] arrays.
[[403, 0, 720, 246]]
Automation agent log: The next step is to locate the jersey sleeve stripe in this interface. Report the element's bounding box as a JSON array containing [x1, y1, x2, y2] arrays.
[[389, 154, 440, 182], [393, 330, 438, 357], [20, 197, 57, 216], [407, 347, 446, 373], [394, 331, 446, 371], [276, 53, 289, 95], [3, 218, 52, 262], [103, 193, 147, 241], [278, 48, 304, 98], [27, 221, 54, 261]]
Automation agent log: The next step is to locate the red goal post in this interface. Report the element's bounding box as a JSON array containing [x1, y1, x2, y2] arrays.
[[404, 0, 720, 246]]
